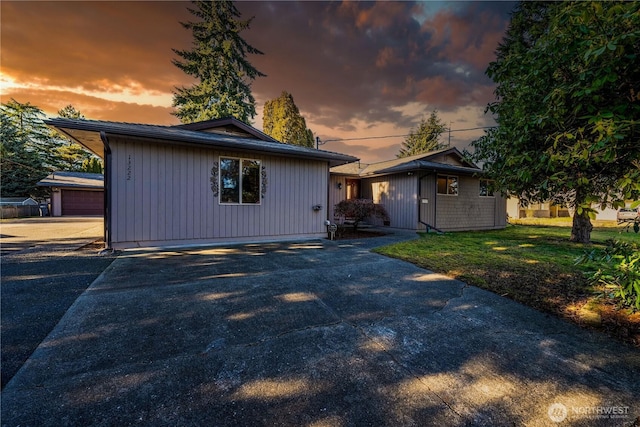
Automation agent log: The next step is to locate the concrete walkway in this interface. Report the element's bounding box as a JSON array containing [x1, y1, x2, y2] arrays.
[[2, 231, 639, 426]]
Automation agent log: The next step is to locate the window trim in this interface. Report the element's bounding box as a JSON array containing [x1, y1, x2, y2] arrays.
[[219, 156, 262, 205], [437, 175, 459, 196], [479, 179, 495, 198]]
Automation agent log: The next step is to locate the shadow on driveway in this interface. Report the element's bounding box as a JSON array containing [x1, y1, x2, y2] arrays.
[[2, 233, 639, 426]]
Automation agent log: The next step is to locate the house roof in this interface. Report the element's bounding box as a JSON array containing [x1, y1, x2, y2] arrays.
[[0, 197, 38, 206], [172, 117, 278, 142], [37, 171, 104, 189], [44, 118, 358, 168], [331, 147, 482, 177]]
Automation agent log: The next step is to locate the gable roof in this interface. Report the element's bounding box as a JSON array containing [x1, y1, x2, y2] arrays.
[[37, 171, 104, 189], [331, 147, 482, 177], [172, 117, 278, 142], [44, 118, 358, 168]]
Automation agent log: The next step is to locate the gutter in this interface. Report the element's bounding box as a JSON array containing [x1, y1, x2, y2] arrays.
[[100, 132, 112, 250]]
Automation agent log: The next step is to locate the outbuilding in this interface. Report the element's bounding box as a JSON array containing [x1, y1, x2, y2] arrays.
[[45, 117, 357, 249]]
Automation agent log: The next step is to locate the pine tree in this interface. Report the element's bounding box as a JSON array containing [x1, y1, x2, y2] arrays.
[[397, 110, 447, 158], [55, 105, 97, 171], [0, 102, 48, 197], [172, 0, 265, 124], [81, 157, 104, 174], [263, 91, 314, 147]]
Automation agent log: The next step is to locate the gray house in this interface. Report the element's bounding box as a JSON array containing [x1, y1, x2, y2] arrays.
[[45, 117, 356, 249], [330, 148, 507, 232]]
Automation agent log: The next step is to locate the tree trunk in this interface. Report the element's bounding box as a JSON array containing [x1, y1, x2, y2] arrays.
[[570, 209, 593, 243]]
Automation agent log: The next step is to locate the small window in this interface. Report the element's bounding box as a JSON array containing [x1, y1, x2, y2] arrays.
[[479, 179, 494, 197], [437, 175, 458, 195], [220, 157, 261, 204]]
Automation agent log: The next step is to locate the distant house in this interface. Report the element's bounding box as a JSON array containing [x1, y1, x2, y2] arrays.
[[330, 148, 507, 232], [44, 117, 356, 249], [0, 197, 38, 206], [37, 171, 104, 216]]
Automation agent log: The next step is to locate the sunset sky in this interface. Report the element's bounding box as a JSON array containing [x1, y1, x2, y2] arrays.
[[1, 1, 516, 162]]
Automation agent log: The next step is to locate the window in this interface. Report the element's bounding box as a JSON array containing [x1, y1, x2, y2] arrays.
[[437, 175, 458, 195], [479, 179, 494, 197], [220, 157, 261, 204]]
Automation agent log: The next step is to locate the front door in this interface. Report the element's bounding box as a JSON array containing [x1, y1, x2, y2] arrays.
[[346, 179, 360, 200]]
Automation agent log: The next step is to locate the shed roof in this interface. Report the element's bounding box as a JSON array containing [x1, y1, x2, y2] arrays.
[[38, 171, 104, 189], [44, 118, 358, 167]]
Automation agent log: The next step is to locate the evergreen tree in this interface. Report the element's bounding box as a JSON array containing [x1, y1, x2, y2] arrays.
[[172, 0, 265, 124], [263, 91, 314, 147], [55, 104, 96, 171], [0, 102, 48, 197], [397, 110, 447, 158], [81, 157, 104, 174]]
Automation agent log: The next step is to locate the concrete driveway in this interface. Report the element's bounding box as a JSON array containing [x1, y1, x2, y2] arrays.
[[0, 216, 104, 255], [2, 232, 639, 426]]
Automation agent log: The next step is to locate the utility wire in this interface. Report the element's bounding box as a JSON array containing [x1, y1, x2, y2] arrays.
[[322, 125, 496, 143]]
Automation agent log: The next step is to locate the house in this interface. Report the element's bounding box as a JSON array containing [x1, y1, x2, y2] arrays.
[[0, 197, 38, 206], [507, 198, 633, 221], [44, 117, 357, 249], [330, 148, 507, 232], [38, 171, 104, 216]]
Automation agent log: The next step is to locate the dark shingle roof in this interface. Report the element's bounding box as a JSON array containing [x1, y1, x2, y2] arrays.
[[44, 118, 358, 167], [331, 147, 482, 177]]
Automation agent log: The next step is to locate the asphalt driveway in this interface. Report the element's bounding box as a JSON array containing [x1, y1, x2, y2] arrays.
[[2, 232, 639, 426], [1, 217, 114, 388]]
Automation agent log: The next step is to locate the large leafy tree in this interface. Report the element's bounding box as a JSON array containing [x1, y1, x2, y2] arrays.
[[397, 110, 447, 158], [471, 1, 640, 243], [172, 0, 265, 124], [263, 91, 314, 147], [0, 100, 49, 197]]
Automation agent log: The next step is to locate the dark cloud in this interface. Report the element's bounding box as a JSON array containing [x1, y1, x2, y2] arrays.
[[238, 1, 513, 129], [1, 0, 514, 161]]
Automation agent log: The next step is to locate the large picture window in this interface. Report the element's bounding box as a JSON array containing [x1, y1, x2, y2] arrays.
[[437, 175, 458, 195], [220, 157, 261, 204]]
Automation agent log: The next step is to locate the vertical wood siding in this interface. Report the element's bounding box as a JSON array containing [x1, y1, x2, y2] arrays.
[[361, 174, 417, 229], [110, 137, 329, 248], [328, 175, 348, 220]]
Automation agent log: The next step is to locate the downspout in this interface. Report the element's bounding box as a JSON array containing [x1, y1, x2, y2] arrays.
[[100, 132, 112, 250]]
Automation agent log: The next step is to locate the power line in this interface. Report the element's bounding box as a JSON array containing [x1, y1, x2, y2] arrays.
[[322, 125, 496, 143]]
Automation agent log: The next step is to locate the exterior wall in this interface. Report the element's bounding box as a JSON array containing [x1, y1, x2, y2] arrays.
[[361, 174, 418, 229], [109, 137, 329, 249], [434, 175, 506, 231], [329, 174, 348, 220], [51, 191, 62, 217]]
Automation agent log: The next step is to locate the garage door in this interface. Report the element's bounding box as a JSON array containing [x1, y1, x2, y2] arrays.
[[61, 190, 104, 216]]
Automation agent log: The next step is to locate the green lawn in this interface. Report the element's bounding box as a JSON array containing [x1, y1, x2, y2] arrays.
[[374, 224, 640, 346]]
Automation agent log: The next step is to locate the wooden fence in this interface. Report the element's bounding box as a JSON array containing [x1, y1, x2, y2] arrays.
[[0, 205, 43, 219]]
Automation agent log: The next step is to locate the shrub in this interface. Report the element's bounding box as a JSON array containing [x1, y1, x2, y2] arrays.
[[579, 240, 640, 311], [334, 199, 390, 231]]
